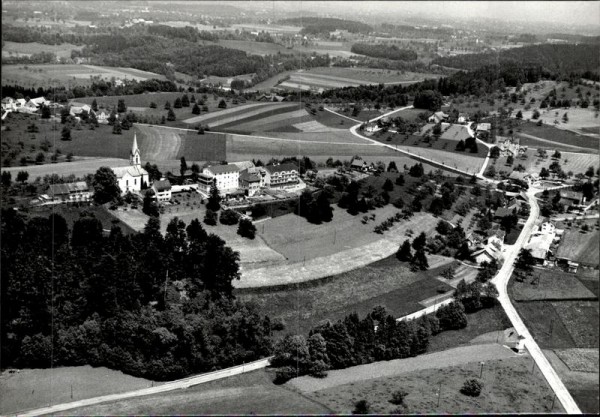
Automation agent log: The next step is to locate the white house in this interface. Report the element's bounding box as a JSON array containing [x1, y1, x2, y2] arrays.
[[97, 111, 109, 124], [15, 98, 27, 109], [203, 164, 240, 194], [239, 169, 263, 197], [23, 100, 40, 113], [264, 163, 299, 189], [112, 134, 149, 194], [1, 97, 16, 111], [152, 179, 172, 202], [29, 97, 51, 107], [428, 111, 448, 123], [70, 104, 92, 117]]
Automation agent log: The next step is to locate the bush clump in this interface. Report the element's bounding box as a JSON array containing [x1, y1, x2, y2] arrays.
[[461, 378, 483, 397]]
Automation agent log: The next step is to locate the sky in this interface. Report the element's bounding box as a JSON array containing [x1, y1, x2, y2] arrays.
[[235, 1, 600, 28]]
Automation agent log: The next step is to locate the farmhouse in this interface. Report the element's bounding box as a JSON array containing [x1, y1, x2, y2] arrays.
[[428, 111, 448, 123], [350, 156, 369, 172], [457, 113, 468, 124], [70, 105, 93, 117], [29, 97, 51, 108], [524, 232, 555, 265], [473, 246, 501, 264], [97, 111, 109, 124], [46, 181, 92, 203], [152, 179, 172, 202], [203, 164, 240, 194], [15, 98, 26, 109], [112, 134, 149, 194], [1, 97, 15, 111], [559, 190, 585, 206], [365, 122, 379, 133]]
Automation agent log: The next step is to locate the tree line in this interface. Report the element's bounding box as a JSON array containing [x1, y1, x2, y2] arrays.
[[350, 43, 418, 61], [1, 210, 274, 380]]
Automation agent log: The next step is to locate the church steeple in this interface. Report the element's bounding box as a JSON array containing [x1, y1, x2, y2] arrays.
[[130, 133, 141, 167]]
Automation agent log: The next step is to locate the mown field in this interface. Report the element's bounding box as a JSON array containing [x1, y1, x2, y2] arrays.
[[512, 120, 599, 151], [1, 41, 83, 59], [2, 64, 166, 88], [510, 269, 597, 301]]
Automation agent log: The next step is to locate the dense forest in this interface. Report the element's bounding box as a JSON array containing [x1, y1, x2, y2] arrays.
[[350, 43, 418, 61], [1, 210, 273, 380], [278, 17, 373, 34], [433, 44, 600, 78]]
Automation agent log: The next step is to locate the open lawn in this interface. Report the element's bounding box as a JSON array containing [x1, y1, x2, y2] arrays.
[[237, 254, 454, 336], [0, 365, 159, 415], [554, 349, 599, 373], [555, 226, 600, 266], [60, 369, 329, 416], [2, 64, 166, 89], [1, 41, 83, 59], [509, 269, 597, 301], [306, 67, 442, 84], [293, 354, 563, 414]]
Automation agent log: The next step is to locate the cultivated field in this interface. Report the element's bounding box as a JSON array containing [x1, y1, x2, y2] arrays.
[[545, 348, 599, 414], [0, 366, 159, 416], [1, 41, 83, 59], [1, 64, 166, 88], [555, 225, 600, 265], [200, 40, 305, 57], [292, 354, 563, 414]]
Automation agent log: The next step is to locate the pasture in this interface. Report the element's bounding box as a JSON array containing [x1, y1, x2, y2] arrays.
[[509, 269, 597, 301], [512, 120, 599, 151], [0, 365, 159, 416], [1, 41, 83, 59], [294, 354, 562, 414], [1, 64, 166, 89]]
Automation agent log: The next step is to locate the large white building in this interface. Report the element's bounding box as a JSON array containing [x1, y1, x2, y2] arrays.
[[202, 164, 240, 194], [113, 134, 149, 194], [264, 163, 300, 189]]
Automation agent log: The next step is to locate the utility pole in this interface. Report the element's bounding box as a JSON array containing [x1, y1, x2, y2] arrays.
[[479, 361, 485, 379], [437, 382, 442, 408]]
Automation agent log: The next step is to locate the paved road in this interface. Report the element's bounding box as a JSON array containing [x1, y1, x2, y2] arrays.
[[491, 186, 582, 414]]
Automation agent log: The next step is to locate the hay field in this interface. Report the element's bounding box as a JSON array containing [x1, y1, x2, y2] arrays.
[[182, 102, 287, 125]]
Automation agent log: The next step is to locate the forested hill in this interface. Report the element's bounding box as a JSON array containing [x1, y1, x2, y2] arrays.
[[277, 17, 373, 34], [433, 44, 600, 76]]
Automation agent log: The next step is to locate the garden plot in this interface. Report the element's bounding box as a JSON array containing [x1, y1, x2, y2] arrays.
[[555, 349, 599, 373]]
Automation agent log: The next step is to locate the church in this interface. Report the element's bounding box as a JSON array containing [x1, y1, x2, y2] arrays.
[[112, 134, 149, 194]]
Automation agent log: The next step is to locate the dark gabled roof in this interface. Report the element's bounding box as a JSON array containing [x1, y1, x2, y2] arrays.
[[240, 170, 261, 183], [153, 179, 171, 192], [265, 163, 298, 174], [48, 181, 89, 196], [560, 190, 583, 201], [206, 164, 240, 174]]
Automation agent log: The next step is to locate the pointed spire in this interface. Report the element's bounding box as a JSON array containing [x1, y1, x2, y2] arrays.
[[132, 133, 139, 155]]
